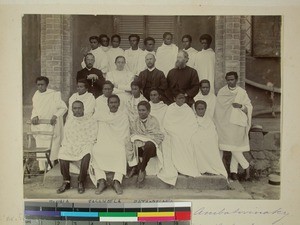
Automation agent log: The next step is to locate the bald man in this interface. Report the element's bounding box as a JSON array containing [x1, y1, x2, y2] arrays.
[[137, 53, 168, 104]]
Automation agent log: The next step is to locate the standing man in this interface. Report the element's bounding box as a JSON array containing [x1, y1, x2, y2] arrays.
[[107, 34, 124, 72], [81, 36, 109, 75], [166, 50, 199, 106], [137, 53, 168, 103], [124, 34, 144, 76], [77, 53, 106, 98], [156, 32, 178, 77], [31, 76, 67, 172], [194, 34, 216, 93], [214, 71, 253, 181], [90, 95, 130, 195], [99, 34, 111, 52], [182, 34, 198, 69], [137, 37, 156, 72], [56, 101, 98, 194]]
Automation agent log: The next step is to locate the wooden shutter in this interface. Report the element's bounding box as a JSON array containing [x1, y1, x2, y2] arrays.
[[115, 16, 145, 50], [146, 16, 176, 51]]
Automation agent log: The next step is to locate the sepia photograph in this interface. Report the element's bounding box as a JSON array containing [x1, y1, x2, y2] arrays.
[[22, 14, 281, 200]]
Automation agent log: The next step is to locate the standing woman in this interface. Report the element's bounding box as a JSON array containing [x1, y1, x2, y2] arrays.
[[214, 71, 253, 180]]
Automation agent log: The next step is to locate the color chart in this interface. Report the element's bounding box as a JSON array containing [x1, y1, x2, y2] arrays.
[[24, 202, 191, 225]]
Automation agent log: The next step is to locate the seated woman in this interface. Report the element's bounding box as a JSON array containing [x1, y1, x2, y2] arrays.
[[191, 100, 227, 178], [193, 79, 216, 118], [68, 80, 95, 120], [106, 56, 135, 102], [163, 91, 198, 181]]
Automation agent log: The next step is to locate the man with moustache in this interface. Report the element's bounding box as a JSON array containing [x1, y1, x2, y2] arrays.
[[137, 53, 168, 103], [165, 50, 199, 106], [77, 53, 106, 98]]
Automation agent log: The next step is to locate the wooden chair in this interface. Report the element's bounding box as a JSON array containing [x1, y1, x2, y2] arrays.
[[23, 119, 54, 184]]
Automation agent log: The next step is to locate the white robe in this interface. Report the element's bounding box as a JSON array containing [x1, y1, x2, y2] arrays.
[[150, 101, 178, 185], [58, 116, 98, 161], [190, 114, 228, 177], [106, 47, 124, 72], [81, 47, 109, 74], [126, 94, 148, 128], [68, 92, 95, 120], [124, 47, 144, 75], [163, 103, 198, 178], [214, 86, 253, 152], [90, 110, 130, 186], [156, 43, 178, 77], [106, 70, 134, 98], [183, 47, 198, 69], [100, 45, 111, 53], [194, 48, 216, 93], [31, 89, 67, 161], [193, 92, 216, 119]]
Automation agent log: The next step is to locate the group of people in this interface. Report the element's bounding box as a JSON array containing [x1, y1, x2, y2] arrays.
[[30, 32, 253, 196]]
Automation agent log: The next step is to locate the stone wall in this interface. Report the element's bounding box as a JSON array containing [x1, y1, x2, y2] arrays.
[[245, 130, 280, 176]]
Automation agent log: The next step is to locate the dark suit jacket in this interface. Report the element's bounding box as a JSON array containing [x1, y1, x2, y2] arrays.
[[138, 68, 168, 103], [77, 67, 105, 98], [165, 66, 199, 106]]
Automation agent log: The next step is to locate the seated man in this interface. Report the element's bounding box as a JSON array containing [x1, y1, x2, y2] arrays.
[[31, 76, 67, 171], [57, 101, 98, 194], [128, 101, 164, 186], [163, 91, 198, 180], [190, 100, 227, 177], [193, 79, 216, 118], [68, 80, 95, 120], [90, 95, 130, 195]]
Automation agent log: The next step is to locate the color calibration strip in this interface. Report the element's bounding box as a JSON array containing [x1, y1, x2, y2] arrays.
[[24, 202, 191, 222]]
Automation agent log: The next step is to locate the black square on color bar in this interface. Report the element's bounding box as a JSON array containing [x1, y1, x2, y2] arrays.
[[42, 207, 56, 211], [141, 208, 158, 212], [56, 207, 73, 212], [90, 208, 107, 212], [108, 208, 124, 212], [124, 208, 141, 212], [175, 207, 191, 212], [158, 207, 174, 212], [73, 207, 90, 212]]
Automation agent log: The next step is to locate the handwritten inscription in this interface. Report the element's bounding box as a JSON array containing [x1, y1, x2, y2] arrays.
[[194, 207, 289, 224]]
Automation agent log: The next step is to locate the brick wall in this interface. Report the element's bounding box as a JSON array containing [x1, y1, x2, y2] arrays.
[[215, 16, 246, 92], [40, 15, 73, 102]]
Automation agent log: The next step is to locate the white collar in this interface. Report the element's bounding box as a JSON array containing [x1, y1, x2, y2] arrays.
[[147, 67, 156, 72]]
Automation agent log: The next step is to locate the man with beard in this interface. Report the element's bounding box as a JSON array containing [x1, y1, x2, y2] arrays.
[[77, 53, 106, 98], [165, 50, 199, 106]]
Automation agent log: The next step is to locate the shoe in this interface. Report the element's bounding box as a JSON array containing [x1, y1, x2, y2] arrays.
[[56, 181, 70, 194], [126, 166, 138, 178], [113, 180, 123, 195], [78, 182, 85, 194], [95, 179, 107, 195], [137, 170, 146, 183], [243, 167, 251, 181], [230, 173, 238, 181]]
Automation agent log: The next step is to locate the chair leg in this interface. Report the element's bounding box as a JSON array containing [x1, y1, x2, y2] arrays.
[[45, 153, 53, 168], [23, 157, 30, 182]]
